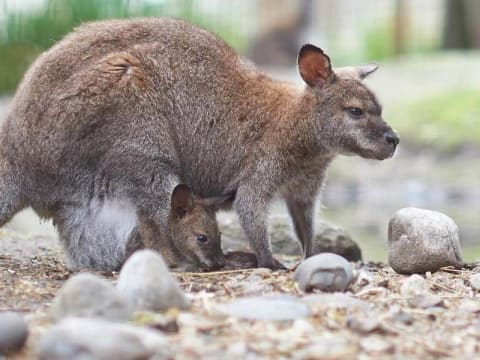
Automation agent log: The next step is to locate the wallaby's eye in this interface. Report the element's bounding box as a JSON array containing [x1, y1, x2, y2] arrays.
[[347, 107, 364, 118], [196, 234, 208, 244]]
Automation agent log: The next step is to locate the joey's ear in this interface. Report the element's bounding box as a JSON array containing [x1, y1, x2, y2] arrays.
[[357, 63, 379, 79], [171, 184, 194, 218], [298, 44, 333, 89], [196, 190, 235, 211]]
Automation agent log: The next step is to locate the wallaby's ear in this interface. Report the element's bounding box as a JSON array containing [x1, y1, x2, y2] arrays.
[[171, 184, 194, 218], [298, 44, 333, 89], [358, 63, 379, 79], [196, 190, 235, 211]]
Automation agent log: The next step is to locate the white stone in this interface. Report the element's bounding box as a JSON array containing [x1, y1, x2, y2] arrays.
[[117, 250, 190, 311], [38, 317, 169, 360], [388, 207, 463, 274], [51, 273, 132, 322], [0, 312, 28, 355], [294, 253, 353, 292]]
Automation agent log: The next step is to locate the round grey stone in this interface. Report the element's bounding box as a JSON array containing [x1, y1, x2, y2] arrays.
[[38, 317, 170, 360], [388, 207, 463, 274], [51, 273, 133, 322], [294, 253, 353, 292], [0, 312, 28, 354], [117, 249, 190, 312]]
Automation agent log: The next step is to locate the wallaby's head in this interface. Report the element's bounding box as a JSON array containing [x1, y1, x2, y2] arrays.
[[298, 44, 399, 160], [168, 184, 229, 271]]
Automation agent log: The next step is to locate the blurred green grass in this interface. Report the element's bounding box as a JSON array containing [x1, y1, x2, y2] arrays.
[[0, 0, 247, 95], [391, 89, 480, 152]]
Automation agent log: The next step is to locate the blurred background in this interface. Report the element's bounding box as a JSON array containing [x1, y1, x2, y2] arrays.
[[0, 0, 479, 261]]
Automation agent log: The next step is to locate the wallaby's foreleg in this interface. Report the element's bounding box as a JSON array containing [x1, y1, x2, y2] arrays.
[[0, 158, 25, 226], [285, 196, 315, 257], [282, 168, 326, 258], [234, 183, 285, 269]]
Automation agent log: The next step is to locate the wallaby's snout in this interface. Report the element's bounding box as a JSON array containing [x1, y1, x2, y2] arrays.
[[385, 129, 400, 155]]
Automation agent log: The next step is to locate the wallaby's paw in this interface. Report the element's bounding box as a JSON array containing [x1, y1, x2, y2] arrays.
[[259, 257, 287, 271]]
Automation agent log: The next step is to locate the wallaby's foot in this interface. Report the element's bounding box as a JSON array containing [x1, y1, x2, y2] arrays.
[[258, 256, 287, 271]]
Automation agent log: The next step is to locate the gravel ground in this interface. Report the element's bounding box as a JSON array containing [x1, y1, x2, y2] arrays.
[[2, 231, 480, 359]]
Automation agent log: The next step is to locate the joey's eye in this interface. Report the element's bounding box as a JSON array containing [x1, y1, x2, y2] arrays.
[[196, 234, 208, 243], [347, 107, 364, 118]]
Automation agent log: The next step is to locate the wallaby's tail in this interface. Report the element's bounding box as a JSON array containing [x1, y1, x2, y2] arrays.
[[0, 155, 24, 226]]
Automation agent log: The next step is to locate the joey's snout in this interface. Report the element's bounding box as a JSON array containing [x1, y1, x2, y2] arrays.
[[202, 253, 225, 271]]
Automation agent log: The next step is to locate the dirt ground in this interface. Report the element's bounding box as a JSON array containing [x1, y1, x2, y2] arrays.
[[2, 230, 480, 360]]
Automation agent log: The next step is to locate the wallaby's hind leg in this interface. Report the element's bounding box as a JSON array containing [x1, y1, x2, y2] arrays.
[[56, 198, 139, 271], [0, 158, 25, 226]]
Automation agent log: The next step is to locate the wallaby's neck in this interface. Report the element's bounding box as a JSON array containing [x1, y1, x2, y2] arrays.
[[244, 71, 332, 158]]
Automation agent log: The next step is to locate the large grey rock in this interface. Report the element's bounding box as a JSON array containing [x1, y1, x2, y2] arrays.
[[388, 207, 463, 274], [117, 250, 190, 312], [216, 295, 310, 321], [38, 317, 169, 360], [0, 312, 28, 354], [294, 253, 353, 292], [51, 273, 132, 322], [311, 222, 362, 262]]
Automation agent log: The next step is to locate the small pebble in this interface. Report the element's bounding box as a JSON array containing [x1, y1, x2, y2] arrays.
[[51, 273, 132, 322], [469, 273, 480, 290], [302, 293, 369, 311], [117, 250, 190, 311], [400, 274, 429, 297], [388, 207, 463, 274], [360, 336, 395, 354], [0, 312, 28, 354], [216, 295, 310, 321], [38, 317, 169, 360], [408, 293, 444, 309], [294, 253, 353, 292]]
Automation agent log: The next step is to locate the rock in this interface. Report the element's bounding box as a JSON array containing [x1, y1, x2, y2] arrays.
[[408, 293, 444, 309], [302, 293, 369, 311], [360, 336, 395, 354], [237, 274, 273, 296], [216, 295, 310, 321], [295, 336, 358, 359], [469, 273, 480, 290], [400, 274, 429, 297], [38, 317, 169, 360], [388, 305, 414, 325], [0, 312, 28, 354], [347, 313, 381, 333], [51, 273, 132, 322], [311, 222, 362, 261], [117, 250, 190, 312], [388, 207, 463, 274], [294, 253, 353, 292]]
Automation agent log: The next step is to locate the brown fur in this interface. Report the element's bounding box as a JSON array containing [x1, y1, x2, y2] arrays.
[[1, 18, 398, 270]]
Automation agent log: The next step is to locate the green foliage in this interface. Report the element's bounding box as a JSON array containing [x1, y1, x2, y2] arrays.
[[390, 89, 480, 152], [0, 0, 246, 95]]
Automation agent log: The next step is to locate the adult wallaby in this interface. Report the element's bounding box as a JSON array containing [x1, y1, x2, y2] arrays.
[[1, 18, 398, 270]]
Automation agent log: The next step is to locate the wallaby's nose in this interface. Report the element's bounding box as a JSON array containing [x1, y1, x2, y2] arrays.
[[385, 132, 400, 146]]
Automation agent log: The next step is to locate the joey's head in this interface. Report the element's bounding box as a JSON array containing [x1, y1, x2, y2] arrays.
[[297, 44, 399, 160], [168, 184, 231, 272]]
